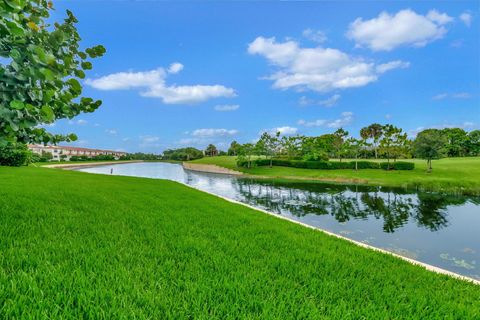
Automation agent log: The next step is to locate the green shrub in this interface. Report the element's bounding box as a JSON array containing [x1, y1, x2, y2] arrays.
[[0, 143, 32, 166], [238, 159, 411, 171], [354, 161, 381, 169], [393, 161, 415, 170], [380, 162, 394, 170]]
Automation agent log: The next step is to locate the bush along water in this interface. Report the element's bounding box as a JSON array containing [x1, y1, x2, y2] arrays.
[[237, 159, 414, 170]]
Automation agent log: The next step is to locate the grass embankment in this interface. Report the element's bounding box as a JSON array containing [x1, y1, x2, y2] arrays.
[[0, 166, 479, 318], [191, 156, 480, 195]]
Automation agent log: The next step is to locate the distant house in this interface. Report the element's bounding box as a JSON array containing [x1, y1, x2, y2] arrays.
[[28, 145, 127, 161]]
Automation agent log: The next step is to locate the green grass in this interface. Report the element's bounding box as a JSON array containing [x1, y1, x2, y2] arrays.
[[191, 156, 480, 195], [0, 166, 478, 319]]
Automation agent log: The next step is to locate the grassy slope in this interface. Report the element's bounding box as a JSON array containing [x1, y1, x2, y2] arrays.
[[0, 167, 478, 319], [191, 156, 480, 195]]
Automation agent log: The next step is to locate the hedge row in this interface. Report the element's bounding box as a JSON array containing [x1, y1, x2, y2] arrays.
[[238, 159, 414, 170]]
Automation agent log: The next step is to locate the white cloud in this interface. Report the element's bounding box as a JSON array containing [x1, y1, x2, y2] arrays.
[[105, 129, 117, 135], [298, 111, 354, 128], [139, 135, 162, 148], [77, 119, 88, 125], [141, 84, 236, 104], [214, 104, 240, 112], [347, 9, 453, 51], [86, 64, 236, 105], [432, 92, 471, 100], [299, 95, 341, 107], [86, 69, 165, 90], [178, 129, 237, 147], [192, 128, 238, 138], [302, 28, 327, 43], [299, 96, 313, 106], [432, 93, 448, 100], [248, 36, 408, 93], [318, 94, 341, 107], [426, 10, 454, 25], [376, 60, 411, 74], [167, 62, 184, 74], [140, 135, 160, 143], [452, 92, 471, 99], [459, 12, 472, 27], [267, 126, 298, 135]]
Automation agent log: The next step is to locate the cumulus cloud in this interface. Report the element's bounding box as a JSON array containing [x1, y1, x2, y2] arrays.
[[298, 111, 354, 128], [299, 95, 341, 107], [318, 94, 341, 107], [432, 92, 471, 100], [248, 36, 408, 93], [302, 28, 327, 43], [192, 128, 238, 138], [347, 9, 453, 51], [459, 12, 472, 27], [105, 129, 117, 135], [178, 129, 238, 147], [139, 135, 161, 148], [214, 104, 240, 112], [167, 62, 184, 74], [265, 126, 298, 136], [86, 64, 236, 105], [376, 60, 411, 74]]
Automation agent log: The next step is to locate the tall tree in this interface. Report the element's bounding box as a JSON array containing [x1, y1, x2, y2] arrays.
[[379, 125, 407, 166], [280, 135, 301, 159], [413, 129, 447, 172], [441, 128, 468, 157], [256, 131, 279, 167], [0, 0, 106, 147], [468, 130, 480, 156], [205, 144, 218, 157], [237, 143, 255, 168], [227, 140, 241, 156], [332, 128, 348, 161], [360, 123, 383, 159], [345, 137, 365, 170]]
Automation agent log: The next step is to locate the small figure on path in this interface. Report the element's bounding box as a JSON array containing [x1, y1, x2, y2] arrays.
[[110, 168, 113, 174]]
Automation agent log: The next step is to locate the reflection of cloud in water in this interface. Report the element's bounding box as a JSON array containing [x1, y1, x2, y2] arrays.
[[440, 253, 476, 270], [386, 246, 419, 259]]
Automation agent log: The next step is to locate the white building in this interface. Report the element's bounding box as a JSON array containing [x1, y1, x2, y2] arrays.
[[28, 145, 127, 161]]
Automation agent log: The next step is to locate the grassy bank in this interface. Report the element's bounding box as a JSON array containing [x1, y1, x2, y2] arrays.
[[0, 166, 479, 318], [191, 156, 480, 195]]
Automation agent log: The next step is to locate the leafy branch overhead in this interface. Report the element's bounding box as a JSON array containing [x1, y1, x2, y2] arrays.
[[0, 0, 105, 146]]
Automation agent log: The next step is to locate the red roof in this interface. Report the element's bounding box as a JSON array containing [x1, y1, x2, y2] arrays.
[[28, 144, 127, 154]]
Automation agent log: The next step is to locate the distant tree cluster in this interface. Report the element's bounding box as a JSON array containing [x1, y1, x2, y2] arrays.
[[120, 153, 162, 161], [228, 125, 480, 171], [162, 147, 203, 161]]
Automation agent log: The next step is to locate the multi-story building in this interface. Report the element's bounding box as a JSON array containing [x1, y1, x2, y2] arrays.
[[28, 145, 127, 161]]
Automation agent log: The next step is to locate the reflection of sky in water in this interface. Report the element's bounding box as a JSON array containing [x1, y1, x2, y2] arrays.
[[78, 162, 480, 280]]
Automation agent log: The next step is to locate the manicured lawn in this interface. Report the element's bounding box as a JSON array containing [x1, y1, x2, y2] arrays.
[[0, 166, 478, 318], [191, 156, 480, 195]]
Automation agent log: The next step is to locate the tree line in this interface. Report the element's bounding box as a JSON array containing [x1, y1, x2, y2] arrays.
[[224, 125, 480, 171]]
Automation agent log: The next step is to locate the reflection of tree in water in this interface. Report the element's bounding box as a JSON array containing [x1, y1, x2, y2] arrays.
[[233, 179, 474, 233]]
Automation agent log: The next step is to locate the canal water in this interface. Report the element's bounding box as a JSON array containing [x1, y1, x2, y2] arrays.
[[77, 162, 480, 280]]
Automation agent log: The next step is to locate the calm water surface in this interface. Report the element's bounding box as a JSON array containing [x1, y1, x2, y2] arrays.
[[77, 162, 480, 280]]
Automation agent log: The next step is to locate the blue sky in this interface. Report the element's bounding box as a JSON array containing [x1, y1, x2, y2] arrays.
[[47, 1, 479, 153]]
